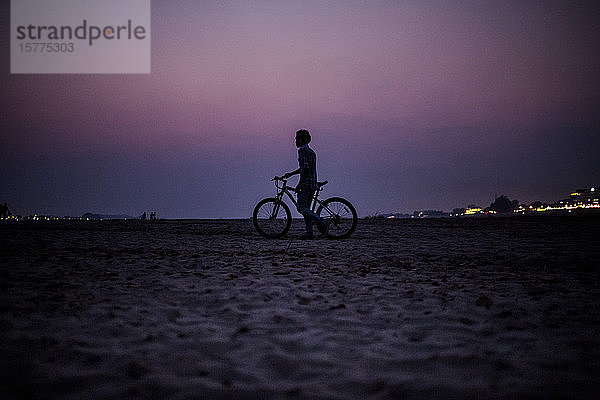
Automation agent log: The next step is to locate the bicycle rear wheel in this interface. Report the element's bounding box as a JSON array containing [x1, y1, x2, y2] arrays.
[[317, 197, 357, 239], [253, 198, 292, 238]]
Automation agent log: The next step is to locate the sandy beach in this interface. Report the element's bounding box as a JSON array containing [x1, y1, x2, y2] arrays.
[[1, 217, 599, 399]]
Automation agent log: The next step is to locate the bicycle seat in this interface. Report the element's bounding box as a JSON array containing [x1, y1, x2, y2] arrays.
[[318, 181, 328, 187]]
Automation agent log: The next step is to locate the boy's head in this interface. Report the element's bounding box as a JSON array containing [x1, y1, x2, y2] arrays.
[[295, 129, 311, 147]]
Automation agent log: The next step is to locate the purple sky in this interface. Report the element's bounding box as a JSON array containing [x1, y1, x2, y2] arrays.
[[2, 1, 599, 218]]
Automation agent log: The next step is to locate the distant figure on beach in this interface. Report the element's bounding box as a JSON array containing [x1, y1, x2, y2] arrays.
[[150, 212, 156, 220], [0, 203, 9, 219], [281, 129, 329, 239], [141, 212, 147, 220]]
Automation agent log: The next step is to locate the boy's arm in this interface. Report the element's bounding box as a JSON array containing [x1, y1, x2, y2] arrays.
[[282, 146, 307, 179], [283, 168, 300, 179]]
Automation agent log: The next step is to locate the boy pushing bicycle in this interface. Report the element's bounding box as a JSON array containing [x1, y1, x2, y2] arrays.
[[279, 129, 329, 239]]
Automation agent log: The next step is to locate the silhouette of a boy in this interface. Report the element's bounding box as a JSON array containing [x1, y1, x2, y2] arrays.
[[282, 129, 329, 239]]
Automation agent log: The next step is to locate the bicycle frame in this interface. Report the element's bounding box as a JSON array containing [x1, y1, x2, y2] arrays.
[[271, 179, 326, 218]]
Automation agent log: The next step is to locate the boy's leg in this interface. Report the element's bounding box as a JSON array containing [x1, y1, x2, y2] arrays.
[[297, 188, 320, 236], [303, 215, 313, 236]]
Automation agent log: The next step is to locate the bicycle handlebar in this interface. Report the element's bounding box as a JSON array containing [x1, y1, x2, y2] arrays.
[[271, 176, 326, 192], [272, 176, 288, 190]]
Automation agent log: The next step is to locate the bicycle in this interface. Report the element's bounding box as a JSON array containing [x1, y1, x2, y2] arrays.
[[253, 177, 358, 239]]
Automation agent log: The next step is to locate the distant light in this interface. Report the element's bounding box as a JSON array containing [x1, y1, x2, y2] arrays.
[[465, 207, 482, 215]]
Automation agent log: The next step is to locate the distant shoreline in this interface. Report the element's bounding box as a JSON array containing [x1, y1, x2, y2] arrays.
[[2, 214, 600, 226]]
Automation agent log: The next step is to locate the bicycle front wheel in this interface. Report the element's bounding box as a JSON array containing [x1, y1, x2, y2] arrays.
[[317, 197, 358, 239], [253, 198, 292, 238]]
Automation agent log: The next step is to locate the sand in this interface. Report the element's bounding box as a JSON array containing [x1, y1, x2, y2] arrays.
[[1, 217, 599, 399]]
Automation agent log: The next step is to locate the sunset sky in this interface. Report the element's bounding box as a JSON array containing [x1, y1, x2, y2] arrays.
[[1, 0, 599, 218]]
